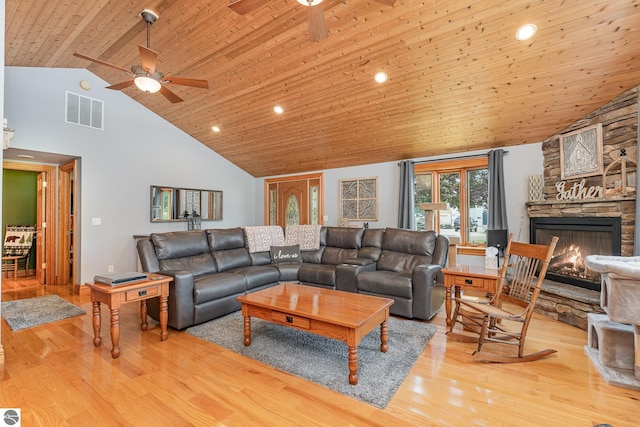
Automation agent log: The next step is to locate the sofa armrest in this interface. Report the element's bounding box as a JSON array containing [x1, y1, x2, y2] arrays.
[[148, 269, 195, 330], [336, 262, 376, 293], [411, 264, 445, 320]]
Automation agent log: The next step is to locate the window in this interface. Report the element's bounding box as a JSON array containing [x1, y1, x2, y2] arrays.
[[414, 158, 488, 246]]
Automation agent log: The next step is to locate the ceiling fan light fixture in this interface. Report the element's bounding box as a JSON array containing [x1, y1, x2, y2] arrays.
[[134, 75, 162, 93], [296, 0, 323, 6]]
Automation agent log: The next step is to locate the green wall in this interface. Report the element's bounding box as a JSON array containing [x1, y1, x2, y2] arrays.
[[2, 169, 38, 270]]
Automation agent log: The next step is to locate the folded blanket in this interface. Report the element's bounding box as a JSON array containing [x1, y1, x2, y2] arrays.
[[243, 226, 285, 253], [285, 224, 322, 250]]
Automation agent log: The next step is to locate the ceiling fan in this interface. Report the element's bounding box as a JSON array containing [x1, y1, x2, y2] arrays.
[[73, 9, 209, 103], [228, 0, 396, 42]]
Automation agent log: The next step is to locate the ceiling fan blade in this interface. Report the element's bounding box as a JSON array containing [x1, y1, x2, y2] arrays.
[[139, 45, 159, 74], [307, 5, 328, 42], [106, 80, 135, 90], [163, 76, 209, 89], [73, 52, 132, 74], [228, 0, 270, 15], [373, 0, 396, 6], [159, 85, 184, 103]]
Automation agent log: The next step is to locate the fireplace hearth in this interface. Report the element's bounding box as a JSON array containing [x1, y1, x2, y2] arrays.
[[530, 217, 622, 291]]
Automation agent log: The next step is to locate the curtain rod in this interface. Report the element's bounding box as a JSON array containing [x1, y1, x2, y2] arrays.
[[400, 150, 509, 165]]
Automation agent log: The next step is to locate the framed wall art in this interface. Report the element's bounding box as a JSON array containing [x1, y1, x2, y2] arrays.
[[559, 123, 603, 180], [339, 177, 378, 221]]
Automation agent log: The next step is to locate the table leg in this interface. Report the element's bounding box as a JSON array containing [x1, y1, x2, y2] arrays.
[[92, 301, 102, 346], [243, 316, 251, 346], [380, 320, 389, 353], [445, 285, 452, 326], [110, 308, 120, 359], [140, 300, 148, 331], [348, 346, 358, 385], [159, 295, 168, 341]]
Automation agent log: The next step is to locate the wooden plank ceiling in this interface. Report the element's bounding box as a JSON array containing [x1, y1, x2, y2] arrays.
[[5, 0, 640, 177]]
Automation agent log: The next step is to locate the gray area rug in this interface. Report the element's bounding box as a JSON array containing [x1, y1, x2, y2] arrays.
[[1, 294, 86, 331], [187, 311, 437, 408]]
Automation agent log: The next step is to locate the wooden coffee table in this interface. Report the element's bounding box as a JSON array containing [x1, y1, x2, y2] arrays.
[[237, 283, 394, 385], [86, 274, 171, 358]]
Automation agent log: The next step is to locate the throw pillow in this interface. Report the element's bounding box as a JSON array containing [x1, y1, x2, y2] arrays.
[[270, 245, 302, 264]]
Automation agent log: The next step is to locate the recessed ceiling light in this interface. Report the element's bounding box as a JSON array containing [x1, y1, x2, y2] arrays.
[[374, 72, 388, 84], [274, 105, 284, 114], [296, 0, 323, 5], [16, 154, 35, 159], [212, 126, 220, 132], [515, 24, 537, 41]]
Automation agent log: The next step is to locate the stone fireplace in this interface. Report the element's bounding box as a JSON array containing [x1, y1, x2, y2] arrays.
[[524, 85, 638, 329]]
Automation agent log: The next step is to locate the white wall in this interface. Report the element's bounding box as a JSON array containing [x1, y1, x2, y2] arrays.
[[4, 67, 257, 283], [255, 143, 545, 244]]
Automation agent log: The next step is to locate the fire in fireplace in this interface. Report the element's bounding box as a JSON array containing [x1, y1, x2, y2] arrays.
[[530, 217, 621, 291]]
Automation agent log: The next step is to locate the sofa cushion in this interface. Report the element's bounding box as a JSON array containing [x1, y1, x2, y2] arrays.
[[362, 228, 384, 248], [325, 227, 364, 249], [301, 247, 324, 264], [321, 247, 360, 265], [275, 262, 302, 282], [193, 273, 247, 304], [158, 253, 218, 276], [230, 265, 280, 290], [377, 228, 437, 273], [250, 251, 272, 266], [377, 251, 433, 274], [213, 247, 252, 272], [206, 228, 246, 251], [270, 245, 302, 264], [383, 228, 436, 256], [357, 270, 413, 299], [298, 264, 337, 287], [152, 231, 209, 259]]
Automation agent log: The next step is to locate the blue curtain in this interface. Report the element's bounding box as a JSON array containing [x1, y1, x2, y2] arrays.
[[398, 160, 415, 229], [487, 149, 508, 232]]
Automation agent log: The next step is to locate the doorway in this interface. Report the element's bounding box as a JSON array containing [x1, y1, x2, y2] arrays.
[[264, 173, 323, 226], [3, 150, 80, 287]]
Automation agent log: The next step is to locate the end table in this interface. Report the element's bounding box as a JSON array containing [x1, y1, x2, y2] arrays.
[[86, 274, 171, 358], [442, 265, 500, 327]]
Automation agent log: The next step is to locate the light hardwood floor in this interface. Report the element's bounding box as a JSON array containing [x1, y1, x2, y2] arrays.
[[1, 277, 639, 426]]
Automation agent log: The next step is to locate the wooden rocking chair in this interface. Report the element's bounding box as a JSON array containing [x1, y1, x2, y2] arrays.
[[447, 233, 559, 363]]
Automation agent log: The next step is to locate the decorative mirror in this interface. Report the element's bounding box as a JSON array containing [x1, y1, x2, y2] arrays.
[[150, 185, 223, 222]]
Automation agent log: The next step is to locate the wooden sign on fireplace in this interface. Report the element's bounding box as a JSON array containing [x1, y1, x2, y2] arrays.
[[559, 123, 603, 180]]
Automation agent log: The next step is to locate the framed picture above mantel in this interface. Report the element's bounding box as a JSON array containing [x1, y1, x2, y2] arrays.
[[559, 123, 603, 180]]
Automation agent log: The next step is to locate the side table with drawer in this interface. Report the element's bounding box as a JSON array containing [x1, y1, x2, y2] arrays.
[[442, 265, 500, 327], [86, 274, 171, 358]]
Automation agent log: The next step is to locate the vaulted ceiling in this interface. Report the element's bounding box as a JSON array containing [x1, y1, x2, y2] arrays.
[[5, 0, 640, 177]]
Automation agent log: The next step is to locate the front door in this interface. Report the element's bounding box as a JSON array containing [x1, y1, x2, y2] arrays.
[[265, 173, 323, 227]]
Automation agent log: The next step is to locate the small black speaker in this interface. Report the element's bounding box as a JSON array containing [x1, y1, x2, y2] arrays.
[[487, 229, 509, 250]]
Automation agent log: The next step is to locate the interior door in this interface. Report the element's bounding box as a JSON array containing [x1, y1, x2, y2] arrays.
[[58, 160, 76, 285], [36, 172, 46, 283]]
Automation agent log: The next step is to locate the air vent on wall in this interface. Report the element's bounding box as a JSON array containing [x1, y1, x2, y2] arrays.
[[65, 91, 104, 130]]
